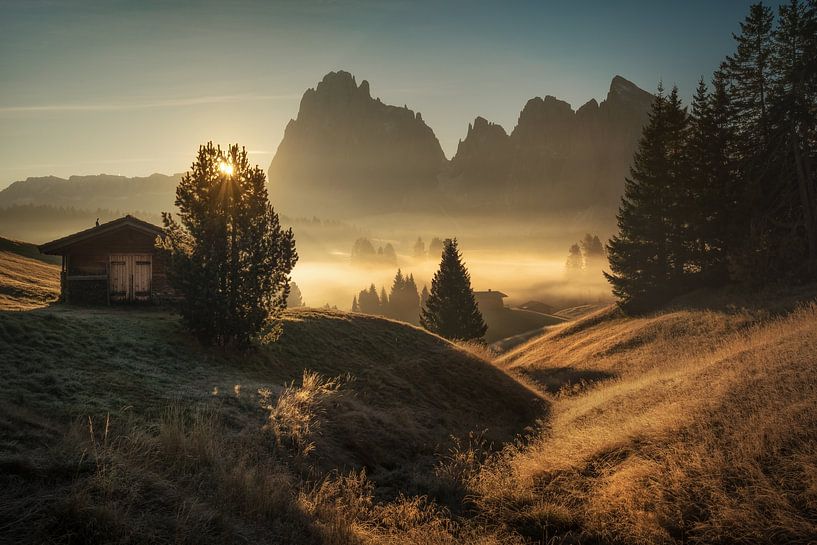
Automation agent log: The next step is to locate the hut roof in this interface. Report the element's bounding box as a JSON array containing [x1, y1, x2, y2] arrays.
[[39, 215, 164, 255], [474, 290, 508, 298]]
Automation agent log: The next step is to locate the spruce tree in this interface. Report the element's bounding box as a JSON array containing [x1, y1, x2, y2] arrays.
[[683, 77, 734, 283], [160, 143, 297, 346], [420, 238, 487, 341], [565, 243, 583, 272], [769, 0, 817, 274], [605, 85, 684, 312], [724, 3, 778, 281], [351, 296, 359, 312]]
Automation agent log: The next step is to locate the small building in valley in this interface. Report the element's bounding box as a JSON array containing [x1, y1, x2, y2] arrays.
[[39, 215, 173, 305], [474, 289, 508, 312]]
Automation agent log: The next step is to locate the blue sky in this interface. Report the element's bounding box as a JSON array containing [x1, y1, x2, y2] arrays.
[[0, 0, 785, 188]]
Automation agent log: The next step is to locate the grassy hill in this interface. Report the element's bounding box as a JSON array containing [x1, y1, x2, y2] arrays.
[[3, 248, 816, 544], [0, 236, 61, 264], [479, 288, 817, 543], [0, 251, 544, 544], [0, 249, 60, 310]]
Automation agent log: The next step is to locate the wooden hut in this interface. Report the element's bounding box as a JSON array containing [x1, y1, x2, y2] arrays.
[[474, 289, 508, 312], [39, 215, 173, 305]]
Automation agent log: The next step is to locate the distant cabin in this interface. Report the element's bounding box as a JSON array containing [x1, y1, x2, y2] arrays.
[[39, 215, 173, 305], [474, 289, 508, 312]]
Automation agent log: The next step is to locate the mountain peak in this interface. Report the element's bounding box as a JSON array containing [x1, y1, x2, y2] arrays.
[[314, 70, 371, 99], [607, 75, 653, 106]]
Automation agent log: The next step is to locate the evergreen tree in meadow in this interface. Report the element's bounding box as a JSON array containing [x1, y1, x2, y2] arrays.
[[682, 75, 739, 284], [605, 85, 689, 312], [413, 237, 426, 259], [351, 296, 359, 313], [724, 2, 779, 281], [387, 269, 420, 324], [420, 238, 487, 341], [768, 0, 817, 274], [565, 243, 583, 272], [428, 237, 444, 260], [160, 143, 297, 346]]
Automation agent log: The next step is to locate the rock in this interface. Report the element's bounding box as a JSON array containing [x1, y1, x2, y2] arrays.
[[267, 70, 446, 217]]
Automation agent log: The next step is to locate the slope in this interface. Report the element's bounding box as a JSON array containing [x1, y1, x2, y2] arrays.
[[0, 260, 544, 543], [474, 288, 817, 543], [0, 249, 60, 310]]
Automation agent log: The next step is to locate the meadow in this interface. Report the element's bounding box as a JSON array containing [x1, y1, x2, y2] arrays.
[[1, 249, 816, 544]]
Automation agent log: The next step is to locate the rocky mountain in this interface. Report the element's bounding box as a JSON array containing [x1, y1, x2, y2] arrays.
[[2, 73, 653, 221], [267, 70, 446, 217], [443, 75, 654, 212], [0, 173, 180, 213]]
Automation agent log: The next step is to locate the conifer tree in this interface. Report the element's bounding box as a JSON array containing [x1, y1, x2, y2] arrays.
[[420, 239, 487, 340], [769, 0, 817, 274], [683, 77, 734, 282], [387, 269, 420, 324], [351, 296, 359, 313], [161, 143, 297, 346], [379, 286, 389, 312], [565, 243, 583, 272], [413, 237, 426, 259], [606, 85, 685, 312], [724, 3, 778, 280]]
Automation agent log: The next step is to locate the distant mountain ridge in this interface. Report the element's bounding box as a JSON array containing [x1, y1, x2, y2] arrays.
[[1, 71, 654, 220], [443, 75, 654, 212], [0, 173, 181, 213], [269, 71, 654, 217], [267, 70, 446, 215]]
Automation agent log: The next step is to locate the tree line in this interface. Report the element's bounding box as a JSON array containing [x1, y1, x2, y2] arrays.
[[607, 1, 817, 312], [566, 233, 606, 273], [352, 239, 487, 341], [353, 269, 424, 324]]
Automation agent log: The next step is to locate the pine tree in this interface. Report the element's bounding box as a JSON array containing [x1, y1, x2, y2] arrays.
[[420, 238, 487, 340], [420, 285, 430, 309], [387, 269, 420, 324], [379, 286, 389, 312], [683, 77, 735, 283], [605, 85, 687, 312], [565, 243, 583, 272], [428, 237, 444, 260], [769, 0, 817, 274], [160, 143, 297, 346], [413, 237, 426, 259], [287, 281, 305, 307], [580, 234, 606, 271], [724, 3, 778, 281], [351, 296, 359, 313]]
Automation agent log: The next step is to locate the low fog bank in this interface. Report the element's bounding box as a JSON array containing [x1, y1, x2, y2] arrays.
[[288, 210, 615, 312], [0, 204, 615, 313]]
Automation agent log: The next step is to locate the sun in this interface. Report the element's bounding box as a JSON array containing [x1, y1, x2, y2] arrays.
[[218, 161, 234, 176]]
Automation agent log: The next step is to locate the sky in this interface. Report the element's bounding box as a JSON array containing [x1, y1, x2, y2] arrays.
[[0, 0, 786, 189]]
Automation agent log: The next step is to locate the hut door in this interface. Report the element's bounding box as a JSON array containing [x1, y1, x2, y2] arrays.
[[132, 255, 152, 301], [109, 254, 152, 302], [109, 255, 130, 302]]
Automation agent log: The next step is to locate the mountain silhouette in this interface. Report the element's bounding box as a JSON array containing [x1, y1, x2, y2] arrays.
[[267, 70, 446, 217]]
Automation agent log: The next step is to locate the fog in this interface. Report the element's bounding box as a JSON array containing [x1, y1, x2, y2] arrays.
[[288, 211, 614, 311]]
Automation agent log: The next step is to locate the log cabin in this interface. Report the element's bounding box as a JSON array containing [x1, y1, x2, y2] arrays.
[[39, 215, 174, 305]]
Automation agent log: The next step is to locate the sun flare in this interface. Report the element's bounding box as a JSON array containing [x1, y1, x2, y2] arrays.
[[218, 161, 234, 176]]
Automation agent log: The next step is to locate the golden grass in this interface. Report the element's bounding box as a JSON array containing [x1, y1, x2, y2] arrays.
[[0, 250, 60, 310], [3, 246, 816, 543], [468, 294, 817, 544]]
